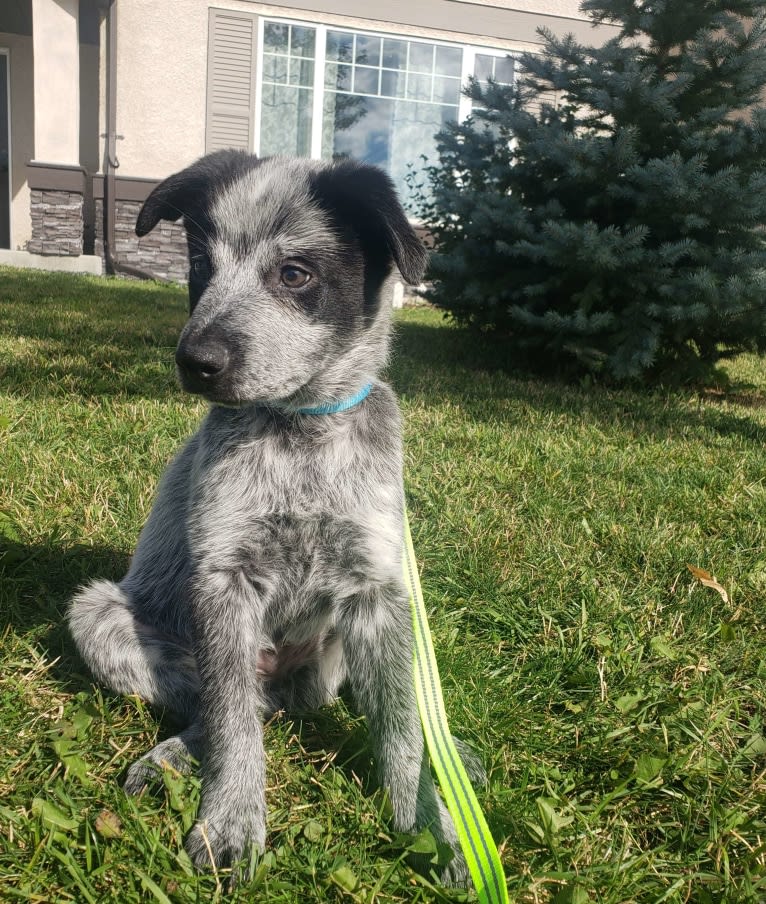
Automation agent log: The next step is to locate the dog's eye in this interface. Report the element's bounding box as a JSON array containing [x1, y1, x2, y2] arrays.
[[190, 257, 211, 282], [280, 265, 311, 289]]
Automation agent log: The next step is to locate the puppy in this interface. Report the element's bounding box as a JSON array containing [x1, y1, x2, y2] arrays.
[[68, 151, 470, 885]]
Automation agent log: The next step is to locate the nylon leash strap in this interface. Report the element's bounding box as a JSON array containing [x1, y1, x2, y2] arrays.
[[402, 510, 509, 904]]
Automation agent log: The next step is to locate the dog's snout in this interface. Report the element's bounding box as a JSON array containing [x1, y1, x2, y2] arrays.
[[176, 335, 230, 384]]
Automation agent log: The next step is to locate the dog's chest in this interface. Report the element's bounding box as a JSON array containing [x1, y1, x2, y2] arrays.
[[194, 407, 386, 513], [188, 407, 403, 610]]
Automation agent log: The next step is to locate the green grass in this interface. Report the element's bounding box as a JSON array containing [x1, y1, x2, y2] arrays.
[[2, 266, 766, 902]]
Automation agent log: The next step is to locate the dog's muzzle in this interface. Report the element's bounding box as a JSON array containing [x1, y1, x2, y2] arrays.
[[175, 333, 231, 395]]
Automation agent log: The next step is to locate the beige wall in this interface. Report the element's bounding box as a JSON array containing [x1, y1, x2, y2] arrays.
[[32, 0, 79, 164], [113, 1, 209, 179], [449, 0, 589, 19], [114, 0, 614, 179], [0, 32, 34, 250]]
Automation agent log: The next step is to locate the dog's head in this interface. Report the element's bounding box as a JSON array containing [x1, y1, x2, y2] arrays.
[[136, 151, 428, 408]]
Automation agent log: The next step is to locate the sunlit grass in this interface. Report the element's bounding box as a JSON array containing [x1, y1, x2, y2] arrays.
[[2, 267, 766, 901]]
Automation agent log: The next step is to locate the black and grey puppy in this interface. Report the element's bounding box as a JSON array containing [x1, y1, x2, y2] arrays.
[[68, 151, 473, 884]]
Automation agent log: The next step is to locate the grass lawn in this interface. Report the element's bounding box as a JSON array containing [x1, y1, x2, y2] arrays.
[[1, 266, 766, 903]]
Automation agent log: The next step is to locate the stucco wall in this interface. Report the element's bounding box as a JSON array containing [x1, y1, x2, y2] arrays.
[[114, 0, 608, 179], [113, 1, 208, 179], [448, 0, 591, 19], [0, 32, 34, 250], [32, 0, 79, 164]]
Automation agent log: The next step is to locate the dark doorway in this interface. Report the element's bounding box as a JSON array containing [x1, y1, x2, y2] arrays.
[[0, 52, 10, 250]]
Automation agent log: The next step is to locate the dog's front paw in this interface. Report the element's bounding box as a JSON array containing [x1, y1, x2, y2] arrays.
[[123, 726, 203, 795], [185, 812, 266, 878]]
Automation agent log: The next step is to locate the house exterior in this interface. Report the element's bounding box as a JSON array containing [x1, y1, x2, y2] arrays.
[[0, 0, 614, 283]]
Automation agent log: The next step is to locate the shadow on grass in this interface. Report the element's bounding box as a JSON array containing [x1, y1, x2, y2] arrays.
[[1, 537, 128, 692], [5, 266, 765, 444], [390, 319, 766, 444]]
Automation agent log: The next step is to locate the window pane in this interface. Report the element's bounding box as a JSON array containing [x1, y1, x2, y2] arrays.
[[474, 54, 493, 82], [388, 101, 458, 205], [263, 54, 288, 85], [326, 30, 353, 62], [321, 91, 370, 158], [435, 44, 462, 77], [382, 38, 407, 70], [290, 25, 315, 57], [355, 34, 381, 66], [260, 84, 313, 157], [324, 95, 393, 167], [354, 65, 379, 96], [289, 56, 314, 87], [381, 69, 405, 99], [264, 22, 288, 53], [494, 55, 515, 85], [433, 75, 460, 105], [407, 73, 432, 102], [325, 62, 352, 91], [409, 42, 434, 74]]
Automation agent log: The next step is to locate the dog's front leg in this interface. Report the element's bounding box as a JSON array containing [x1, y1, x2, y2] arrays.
[[185, 566, 266, 877], [340, 586, 470, 886]]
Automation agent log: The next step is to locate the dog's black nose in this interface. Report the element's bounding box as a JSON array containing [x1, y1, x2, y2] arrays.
[[175, 337, 230, 382]]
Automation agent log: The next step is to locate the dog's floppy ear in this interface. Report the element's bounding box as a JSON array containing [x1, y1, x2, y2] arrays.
[[310, 161, 429, 286], [136, 149, 259, 237], [136, 169, 206, 237]]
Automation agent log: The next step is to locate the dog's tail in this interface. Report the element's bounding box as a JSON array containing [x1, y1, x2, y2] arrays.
[[68, 579, 199, 720]]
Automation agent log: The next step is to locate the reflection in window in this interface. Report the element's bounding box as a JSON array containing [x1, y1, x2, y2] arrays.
[[260, 22, 315, 156], [470, 53, 516, 128], [474, 53, 515, 88], [256, 21, 515, 208], [322, 30, 462, 204]]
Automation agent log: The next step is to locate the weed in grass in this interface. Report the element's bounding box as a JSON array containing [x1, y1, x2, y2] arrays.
[[2, 268, 766, 901]]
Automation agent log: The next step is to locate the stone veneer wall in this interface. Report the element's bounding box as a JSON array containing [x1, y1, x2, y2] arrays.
[[95, 198, 189, 282], [28, 189, 84, 256]]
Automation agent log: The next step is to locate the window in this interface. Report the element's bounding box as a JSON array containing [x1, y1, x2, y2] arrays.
[[319, 31, 462, 200], [468, 49, 517, 122], [259, 22, 315, 157], [473, 52, 515, 89], [207, 11, 516, 210]]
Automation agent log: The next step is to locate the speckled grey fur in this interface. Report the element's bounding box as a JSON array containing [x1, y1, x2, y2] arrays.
[[67, 152, 477, 886]]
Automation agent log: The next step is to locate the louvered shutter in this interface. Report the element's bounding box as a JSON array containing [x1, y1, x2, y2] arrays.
[[206, 9, 258, 153]]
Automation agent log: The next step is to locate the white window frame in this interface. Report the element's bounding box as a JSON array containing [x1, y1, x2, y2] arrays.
[[467, 46, 517, 111], [252, 16, 516, 160]]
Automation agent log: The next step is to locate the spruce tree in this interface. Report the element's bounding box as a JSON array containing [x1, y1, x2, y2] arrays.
[[416, 0, 766, 381]]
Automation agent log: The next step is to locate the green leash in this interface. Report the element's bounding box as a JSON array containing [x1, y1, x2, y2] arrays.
[[403, 511, 509, 904]]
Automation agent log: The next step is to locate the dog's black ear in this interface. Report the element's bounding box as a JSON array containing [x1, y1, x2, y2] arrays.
[[310, 161, 429, 286], [136, 150, 259, 237], [136, 169, 206, 237]]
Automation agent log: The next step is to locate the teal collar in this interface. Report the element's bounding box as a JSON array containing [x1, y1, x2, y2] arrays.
[[296, 382, 373, 415]]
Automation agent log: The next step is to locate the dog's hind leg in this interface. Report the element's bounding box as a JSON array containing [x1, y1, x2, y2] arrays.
[[68, 579, 200, 723], [452, 736, 487, 788]]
